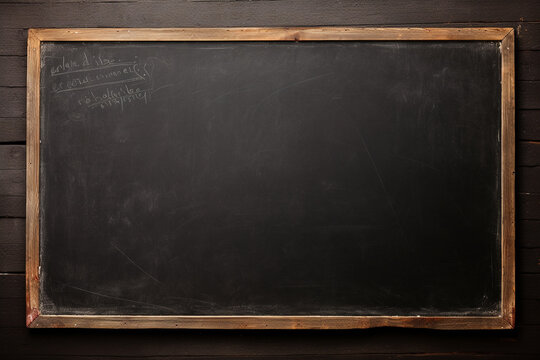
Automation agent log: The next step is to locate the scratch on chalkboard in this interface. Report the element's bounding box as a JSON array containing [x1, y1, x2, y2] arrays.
[[60, 283, 177, 313], [393, 154, 440, 172], [111, 243, 164, 285], [248, 72, 334, 117], [206, 87, 253, 104], [197, 46, 236, 50], [168, 296, 217, 306], [172, 212, 204, 232], [357, 131, 407, 240], [270, 72, 334, 97], [151, 83, 174, 95]]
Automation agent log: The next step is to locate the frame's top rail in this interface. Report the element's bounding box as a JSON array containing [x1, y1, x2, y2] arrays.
[[28, 27, 514, 42]]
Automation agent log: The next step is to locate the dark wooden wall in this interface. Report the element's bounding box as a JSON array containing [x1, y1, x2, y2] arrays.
[[1, 1, 539, 358]]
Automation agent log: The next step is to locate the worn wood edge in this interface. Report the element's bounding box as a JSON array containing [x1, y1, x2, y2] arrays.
[[29, 315, 512, 330], [26, 26, 516, 330], [25, 29, 40, 328], [29, 27, 513, 41], [501, 29, 516, 329]]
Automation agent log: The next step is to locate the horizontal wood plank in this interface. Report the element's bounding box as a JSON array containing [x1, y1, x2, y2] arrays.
[[0, 56, 25, 87], [0, 87, 25, 118], [518, 141, 540, 166], [0, 118, 25, 143], [519, 299, 540, 325], [517, 81, 540, 109], [519, 220, 540, 248], [0, 28, 26, 56], [0, 145, 25, 170], [521, 274, 540, 299], [0, 218, 24, 273], [0, 195, 25, 217], [518, 110, 540, 140], [519, 248, 540, 273], [517, 22, 540, 50], [0, 355, 538, 360], [518, 51, 540, 81], [0, 170, 25, 196], [518, 193, 540, 220], [518, 166, 540, 194], [1, 1, 540, 29]]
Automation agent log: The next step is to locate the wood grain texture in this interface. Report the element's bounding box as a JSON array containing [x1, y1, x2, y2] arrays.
[[0, 218, 25, 273], [518, 81, 540, 109], [517, 166, 540, 193], [518, 194, 540, 220], [519, 220, 540, 248], [0, 28, 26, 56], [500, 29, 516, 329], [29, 27, 513, 41], [0, 170, 25, 196], [0, 356, 537, 360], [0, 145, 25, 170], [27, 315, 510, 330], [518, 141, 540, 166], [25, 30, 40, 328], [0, 195, 25, 217], [518, 249, 540, 273], [521, 274, 540, 299], [2, 1, 540, 28], [0, 118, 25, 143], [519, 299, 540, 325], [518, 22, 540, 50], [518, 111, 540, 140], [518, 51, 540, 81], [0, 56, 25, 87], [0, 87, 25, 118]]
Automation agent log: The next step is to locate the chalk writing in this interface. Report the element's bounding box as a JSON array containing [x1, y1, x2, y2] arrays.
[[78, 85, 150, 111], [52, 63, 148, 93], [50, 53, 119, 76], [49, 52, 170, 112]]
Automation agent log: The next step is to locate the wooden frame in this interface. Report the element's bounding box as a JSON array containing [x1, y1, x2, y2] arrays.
[[26, 27, 515, 329]]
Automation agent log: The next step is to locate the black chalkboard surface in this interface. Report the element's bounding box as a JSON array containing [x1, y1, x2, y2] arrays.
[[33, 30, 512, 328]]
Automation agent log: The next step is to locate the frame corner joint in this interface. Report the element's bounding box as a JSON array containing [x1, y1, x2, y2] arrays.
[[26, 308, 40, 328]]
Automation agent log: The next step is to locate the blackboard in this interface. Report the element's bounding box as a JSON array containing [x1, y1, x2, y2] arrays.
[[26, 28, 515, 329]]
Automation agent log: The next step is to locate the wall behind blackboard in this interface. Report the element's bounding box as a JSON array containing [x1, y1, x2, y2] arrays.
[[1, 0, 540, 358]]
